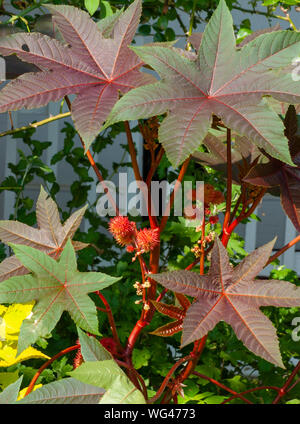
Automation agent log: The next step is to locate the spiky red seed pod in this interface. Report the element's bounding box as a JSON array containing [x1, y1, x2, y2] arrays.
[[136, 228, 160, 252], [108, 216, 136, 246]]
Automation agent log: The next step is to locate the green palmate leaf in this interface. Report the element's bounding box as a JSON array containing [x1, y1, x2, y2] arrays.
[[0, 376, 23, 404], [17, 378, 104, 404], [0, 185, 88, 282], [0, 240, 121, 355], [150, 237, 300, 368], [77, 327, 112, 361], [104, 0, 300, 167], [69, 361, 146, 404]]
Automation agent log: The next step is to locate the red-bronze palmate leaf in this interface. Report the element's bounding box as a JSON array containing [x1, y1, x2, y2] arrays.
[[150, 237, 300, 368], [0, 0, 155, 150], [150, 293, 191, 337]]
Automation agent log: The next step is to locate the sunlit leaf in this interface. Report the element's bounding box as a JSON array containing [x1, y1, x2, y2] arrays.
[[0, 240, 121, 355], [104, 0, 300, 166], [17, 378, 104, 404], [69, 361, 146, 404]]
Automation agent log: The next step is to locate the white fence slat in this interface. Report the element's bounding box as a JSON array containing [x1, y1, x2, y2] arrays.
[[47, 103, 61, 176], [282, 216, 297, 270], [244, 208, 258, 252]]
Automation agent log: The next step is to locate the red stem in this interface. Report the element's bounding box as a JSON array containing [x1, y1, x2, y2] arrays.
[[222, 385, 280, 404], [96, 291, 123, 354], [222, 188, 266, 247], [222, 129, 232, 234], [273, 360, 300, 404], [65, 96, 119, 215], [160, 156, 191, 232], [146, 146, 164, 188], [266, 233, 300, 267], [115, 359, 148, 401], [124, 120, 158, 229], [24, 345, 79, 397], [148, 354, 194, 403], [192, 371, 253, 404]]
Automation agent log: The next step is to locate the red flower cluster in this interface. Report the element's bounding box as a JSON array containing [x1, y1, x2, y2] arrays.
[[136, 228, 160, 253], [108, 216, 160, 254]]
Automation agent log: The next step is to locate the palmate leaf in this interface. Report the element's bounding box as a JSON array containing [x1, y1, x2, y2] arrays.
[[150, 237, 300, 368], [0, 186, 88, 282], [69, 361, 146, 404], [0, 376, 23, 404], [192, 131, 261, 185], [16, 378, 104, 404], [104, 0, 300, 167], [150, 293, 190, 337], [0, 0, 155, 151], [244, 105, 300, 232], [0, 240, 121, 355], [77, 327, 112, 361], [188, 25, 281, 52]]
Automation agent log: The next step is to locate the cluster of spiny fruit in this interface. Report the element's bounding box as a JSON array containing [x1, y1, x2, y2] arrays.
[[109, 216, 160, 261]]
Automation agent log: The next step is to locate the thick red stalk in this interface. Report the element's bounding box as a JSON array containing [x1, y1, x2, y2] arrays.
[[160, 156, 191, 232], [222, 188, 266, 247], [146, 146, 164, 187], [124, 120, 158, 228], [64, 95, 119, 215], [222, 129, 232, 234], [96, 291, 123, 354], [24, 345, 79, 397], [272, 360, 300, 404]]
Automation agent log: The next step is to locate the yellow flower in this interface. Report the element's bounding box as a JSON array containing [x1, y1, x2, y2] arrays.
[[0, 302, 49, 367]]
